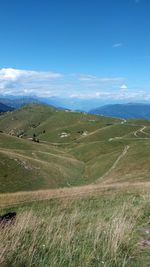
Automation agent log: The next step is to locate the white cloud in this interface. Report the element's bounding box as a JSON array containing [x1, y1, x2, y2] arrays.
[[0, 68, 126, 97], [79, 75, 97, 81], [79, 74, 124, 83], [120, 84, 128, 90], [0, 68, 64, 96], [69, 94, 79, 98], [0, 68, 63, 82], [0, 67, 149, 102], [113, 43, 123, 48]]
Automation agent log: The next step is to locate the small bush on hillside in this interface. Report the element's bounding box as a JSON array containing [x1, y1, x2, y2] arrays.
[[32, 133, 40, 143]]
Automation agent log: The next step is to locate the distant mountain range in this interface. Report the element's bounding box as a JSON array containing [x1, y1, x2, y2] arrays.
[[0, 103, 14, 113], [90, 103, 150, 119], [1, 95, 150, 119], [0, 95, 107, 111], [0, 97, 41, 109]]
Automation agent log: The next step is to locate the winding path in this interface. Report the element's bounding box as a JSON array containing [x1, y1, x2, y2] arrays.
[[1, 121, 150, 208], [134, 126, 147, 137], [96, 145, 130, 182], [0, 145, 131, 207]]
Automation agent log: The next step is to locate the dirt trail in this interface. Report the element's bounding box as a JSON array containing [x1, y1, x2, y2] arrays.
[[0, 145, 131, 208], [134, 126, 147, 137], [77, 125, 113, 140], [0, 148, 81, 165], [1, 122, 150, 208], [96, 145, 130, 182], [141, 127, 150, 136]]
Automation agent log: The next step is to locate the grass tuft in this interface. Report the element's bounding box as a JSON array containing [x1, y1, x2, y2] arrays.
[[0, 195, 143, 267]]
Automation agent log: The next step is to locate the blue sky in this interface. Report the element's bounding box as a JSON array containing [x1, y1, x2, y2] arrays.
[[0, 0, 150, 102]]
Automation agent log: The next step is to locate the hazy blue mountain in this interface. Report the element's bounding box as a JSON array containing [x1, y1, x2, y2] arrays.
[[0, 96, 106, 111], [90, 103, 150, 119], [38, 97, 107, 111], [0, 103, 14, 113], [0, 96, 41, 109], [1, 95, 150, 117]]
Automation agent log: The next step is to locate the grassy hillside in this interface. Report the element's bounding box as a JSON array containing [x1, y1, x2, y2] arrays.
[[0, 133, 85, 193], [0, 104, 56, 137], [1, 184, 150, 267], [1, 104, 150, 193], [0, 103, 120, 141], [1, 104, 150, 266], [100, 140, 150, 183]]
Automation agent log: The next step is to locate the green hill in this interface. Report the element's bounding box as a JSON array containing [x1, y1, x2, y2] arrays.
[[1, 104, 150, 267], [0, 133, 85, 193], [0, 104, 150, 193], [0, 104, 56, 137], [0, 103, 120, 141]]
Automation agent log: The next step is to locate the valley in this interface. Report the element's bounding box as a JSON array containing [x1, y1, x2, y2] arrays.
[[1, 104, 150, 267]]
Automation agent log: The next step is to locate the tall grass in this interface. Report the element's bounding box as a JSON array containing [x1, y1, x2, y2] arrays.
[[0, 201, 140, 267]]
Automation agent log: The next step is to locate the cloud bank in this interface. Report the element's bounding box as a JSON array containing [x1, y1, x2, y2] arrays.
[[0, 68, 149, 102]]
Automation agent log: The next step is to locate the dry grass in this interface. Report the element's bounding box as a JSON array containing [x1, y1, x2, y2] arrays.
[[1, 181, 150, 208], [0, 203, 141, 267]]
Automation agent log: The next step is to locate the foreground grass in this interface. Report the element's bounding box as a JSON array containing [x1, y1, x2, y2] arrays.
[[1, 188, 150, 267]]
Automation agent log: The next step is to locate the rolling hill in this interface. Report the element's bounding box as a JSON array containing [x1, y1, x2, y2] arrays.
[[90, 103, 150, 119], [0, 103, 119, 140], [1, 103, 150, 267], [0, 104, 121, 192], [0, 103, 150, 193]]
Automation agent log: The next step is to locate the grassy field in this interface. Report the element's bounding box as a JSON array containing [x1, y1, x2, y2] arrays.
[[1, 104, 150, 266], [0, 104, 120, 142], [1, 185, 150, 267], [0, 133, 85, 192], [1, 105, 150, 192], [0, 105, 122, 193]]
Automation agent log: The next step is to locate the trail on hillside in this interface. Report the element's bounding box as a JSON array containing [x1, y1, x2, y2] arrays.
[[140, 127, 150, 136], [108, 125, 150, 140], [76, 125, 112, 141], [0, 145, 132, 207], [1, 121, 150, 208], [133, 126, 150, 137], [96, 145, 130, 182], [0, 148, 82, 165]]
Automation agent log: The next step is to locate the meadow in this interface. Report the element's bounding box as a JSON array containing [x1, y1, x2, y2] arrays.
[[1, 185, 150, 267], [1, 104, 150, 266]]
